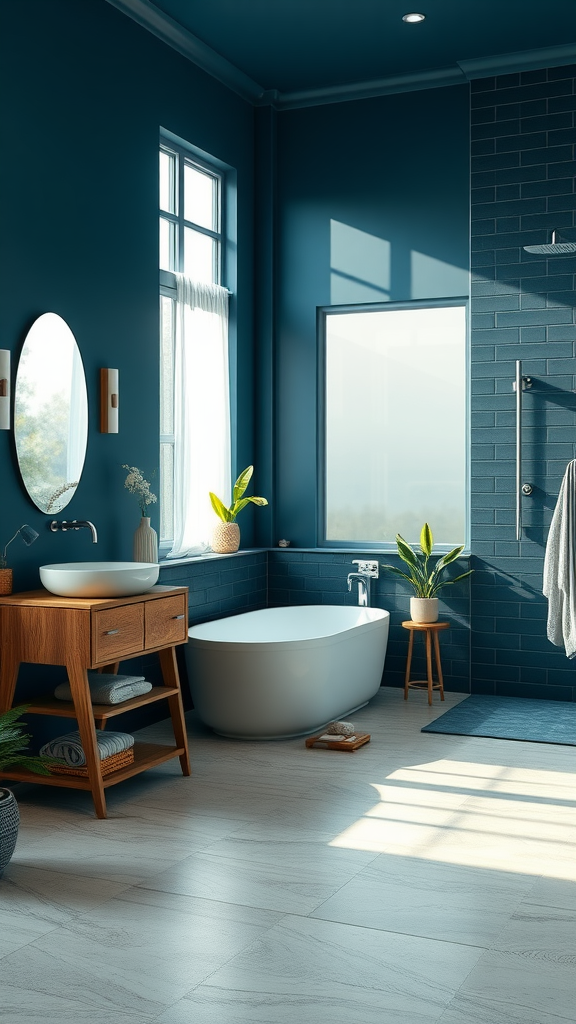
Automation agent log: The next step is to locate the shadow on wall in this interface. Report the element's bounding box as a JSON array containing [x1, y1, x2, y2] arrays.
[[330, 219, 469, 305]]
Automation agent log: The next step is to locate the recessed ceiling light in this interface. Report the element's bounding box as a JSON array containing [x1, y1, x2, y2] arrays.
[[402, 12, 426, 22]]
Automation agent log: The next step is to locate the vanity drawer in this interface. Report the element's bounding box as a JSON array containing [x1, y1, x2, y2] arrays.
[[92, 603, 144, 662], [145, 594, 188, 649]]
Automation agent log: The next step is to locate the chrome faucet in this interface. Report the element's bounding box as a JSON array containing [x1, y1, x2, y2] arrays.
[[347, 572, 370, 606], [50, 520, 98, 543], [346, 560, 379, 607]]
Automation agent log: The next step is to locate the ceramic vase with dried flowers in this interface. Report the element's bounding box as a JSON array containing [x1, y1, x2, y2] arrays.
[[122, 465, 158, 563]]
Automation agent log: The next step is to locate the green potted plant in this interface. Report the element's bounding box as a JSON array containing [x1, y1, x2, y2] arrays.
[[209, 466, 268, 553], [0, 705, 54, 877], [381, 523, 473, 623]]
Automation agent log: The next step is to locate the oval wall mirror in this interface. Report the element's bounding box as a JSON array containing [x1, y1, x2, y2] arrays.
[[15, 313, 88, 514]]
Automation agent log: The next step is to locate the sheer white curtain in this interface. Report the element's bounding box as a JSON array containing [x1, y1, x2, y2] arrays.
[[167, 274, 230, 558]]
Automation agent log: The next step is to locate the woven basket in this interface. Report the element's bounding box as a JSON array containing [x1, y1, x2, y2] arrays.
[[0, 789, 20, 876], [211, 521, 240, 553], [50, 747, 135, 777], [0, 568, 13, 595]]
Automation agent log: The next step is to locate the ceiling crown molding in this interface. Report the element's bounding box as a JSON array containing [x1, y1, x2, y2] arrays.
[[104, 2, 576, 110], [104, 0, 265, 103], [272, 66, 466, 110], [458, 42, 576, 79]]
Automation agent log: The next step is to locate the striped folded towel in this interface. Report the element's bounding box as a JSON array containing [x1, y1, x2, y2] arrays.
[[54, 673, 152, 705], [40, 730, 135, 767]]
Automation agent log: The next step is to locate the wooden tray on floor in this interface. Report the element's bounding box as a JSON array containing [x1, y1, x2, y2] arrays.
[[305, 732, 370, 752]]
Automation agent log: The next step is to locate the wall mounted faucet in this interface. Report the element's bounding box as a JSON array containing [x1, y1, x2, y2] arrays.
[[50, 520, 98, 543], [346, 560, 379, 607]]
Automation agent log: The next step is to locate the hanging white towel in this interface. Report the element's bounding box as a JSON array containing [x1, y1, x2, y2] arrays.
[[543, 459, 576, 658]]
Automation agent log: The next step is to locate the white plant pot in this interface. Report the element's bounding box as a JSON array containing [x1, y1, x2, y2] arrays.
[[410, 597, 439, 623]]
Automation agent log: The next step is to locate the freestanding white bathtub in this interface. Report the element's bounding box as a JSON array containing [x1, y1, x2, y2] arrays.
[[186, 605, 390, 739]]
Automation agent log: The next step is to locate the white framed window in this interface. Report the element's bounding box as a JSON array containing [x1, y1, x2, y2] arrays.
[[159, 137, 230, 556], [319, 300, 468, 549]]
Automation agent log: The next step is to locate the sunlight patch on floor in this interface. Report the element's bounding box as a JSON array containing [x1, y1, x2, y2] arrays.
[[329, 759, 576, 880]]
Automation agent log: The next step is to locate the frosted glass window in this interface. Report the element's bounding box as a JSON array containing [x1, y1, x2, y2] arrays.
[[323, 303, 467, 546], [184, 162, 216, 231]]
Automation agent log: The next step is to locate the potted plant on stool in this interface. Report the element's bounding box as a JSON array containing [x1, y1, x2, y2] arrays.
[[209, 466, 268, 553], [382, 523, 473, 622], [0, 706, 54, 877]]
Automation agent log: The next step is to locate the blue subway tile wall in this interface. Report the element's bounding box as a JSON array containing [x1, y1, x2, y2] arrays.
[[470, 65, 576, 702], [159, 552, 267, 627], [268, 550, 471, 694]]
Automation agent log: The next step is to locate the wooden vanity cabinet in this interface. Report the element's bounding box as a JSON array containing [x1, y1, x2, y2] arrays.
[[0, 585, 191, 818]]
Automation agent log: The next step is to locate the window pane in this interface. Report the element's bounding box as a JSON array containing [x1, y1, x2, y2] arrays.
[[159, 217, 175, 272], [160, 442, 174, 543], [160, 295, 174, 435], [324, 304, 467, 545], [160, 149, 176, 214], [184, 227, 216, 283], [184, 162, 216, 231]]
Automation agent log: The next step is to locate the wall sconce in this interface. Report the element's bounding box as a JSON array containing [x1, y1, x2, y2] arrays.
[[100, 368, 119, 433], [0, 350, 10, 430]]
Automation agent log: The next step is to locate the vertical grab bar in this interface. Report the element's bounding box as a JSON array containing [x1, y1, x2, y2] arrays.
[[515, 360, 523, 541], [514, 360, 533, 541]]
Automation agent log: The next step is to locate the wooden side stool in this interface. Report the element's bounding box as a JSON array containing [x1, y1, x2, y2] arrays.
[[401, 620, 450, 705]]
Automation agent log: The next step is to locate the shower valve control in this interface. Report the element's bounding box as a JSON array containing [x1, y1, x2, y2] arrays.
[[522, 483, 533, 496], [351, 560, 379, 577]]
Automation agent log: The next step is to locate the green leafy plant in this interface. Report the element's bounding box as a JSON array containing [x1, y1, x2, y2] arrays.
[[0, 705, 54, 778], [209, 466, 268, 523], [381, 523, 473, 598]]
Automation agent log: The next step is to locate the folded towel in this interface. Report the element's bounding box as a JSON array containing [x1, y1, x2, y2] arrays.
[[54, 673, 152, 705], [40, 730, 135, 767], [543, 459, 576, 658]]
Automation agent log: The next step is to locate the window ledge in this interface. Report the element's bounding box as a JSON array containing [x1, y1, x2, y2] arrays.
[[159, 548, 266, 569]]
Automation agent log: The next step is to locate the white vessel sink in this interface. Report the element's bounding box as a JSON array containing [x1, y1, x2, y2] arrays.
[[40, 561, 160, 598]]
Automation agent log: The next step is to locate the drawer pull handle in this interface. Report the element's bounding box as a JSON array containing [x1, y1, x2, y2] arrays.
[[173, 614, 185, 620], [105, 629, 120, 635]]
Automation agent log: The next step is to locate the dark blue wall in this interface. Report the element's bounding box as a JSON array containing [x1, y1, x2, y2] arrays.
[[470, 65, 576, 702], [0, 0, 261, 749], [0, 0, 257, 590], [273, 87, 470, 548]]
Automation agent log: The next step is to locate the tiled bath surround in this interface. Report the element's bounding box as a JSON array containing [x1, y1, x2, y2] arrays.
[[156, 550, 471, 696], [268, 550, 472, 693], [471, 64, 576, 702]]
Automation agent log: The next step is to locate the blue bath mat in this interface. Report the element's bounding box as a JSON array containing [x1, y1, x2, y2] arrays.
[[421, 695, 576, 745]]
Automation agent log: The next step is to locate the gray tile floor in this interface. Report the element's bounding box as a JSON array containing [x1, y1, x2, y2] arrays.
[[2, 687, 575, 1024]]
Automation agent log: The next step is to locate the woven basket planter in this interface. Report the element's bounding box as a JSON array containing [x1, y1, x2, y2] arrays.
[[211, 522, 240, 554], [0, 788, 20, 876], [0, 568, 13, 595]]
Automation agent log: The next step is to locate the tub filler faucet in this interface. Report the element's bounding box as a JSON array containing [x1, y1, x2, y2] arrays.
[[347, 560, 379, 607]]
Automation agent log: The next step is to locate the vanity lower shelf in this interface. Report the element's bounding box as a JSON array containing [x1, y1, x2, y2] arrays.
[[24, 686, 180, 723], [5, 742, 185, 790]]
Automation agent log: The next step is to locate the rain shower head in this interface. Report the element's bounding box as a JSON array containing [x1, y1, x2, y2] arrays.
[[523, 229, 576, 255]]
